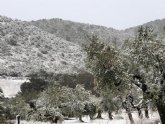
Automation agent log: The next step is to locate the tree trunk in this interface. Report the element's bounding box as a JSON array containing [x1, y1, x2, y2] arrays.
[[54, 118, 58, 124], [156, 102, 165, 124], [96, 109, 103, 119], [89, 115, 94, 120], [144, 105, 149, 118], [137, 107, 143, 119], [108, 111, 113, 120], [122, 100, 135, 124], [52, 116, 59, 124], [79, 115, 84, 122], [16, 115, 20, 124], [127, 112, 135, 124]]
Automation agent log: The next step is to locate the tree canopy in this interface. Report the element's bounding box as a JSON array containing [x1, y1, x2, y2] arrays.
[[85, 27, 165, 123]]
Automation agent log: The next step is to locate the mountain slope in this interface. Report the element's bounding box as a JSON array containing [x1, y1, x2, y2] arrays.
[[31, 18, 165, 46], [122, 19, 165, 40], [0, 16, 85, 76], [30, 18, 131, 46], [1, 15, 165, 77]]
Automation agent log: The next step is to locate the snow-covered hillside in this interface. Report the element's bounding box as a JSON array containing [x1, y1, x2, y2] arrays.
[[0, 15, 85, 76]]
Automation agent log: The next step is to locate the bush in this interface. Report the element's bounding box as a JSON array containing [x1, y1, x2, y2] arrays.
[[6, 35, 17, 46], [20, 70, 52, 101], [0, 89, 6, 122]]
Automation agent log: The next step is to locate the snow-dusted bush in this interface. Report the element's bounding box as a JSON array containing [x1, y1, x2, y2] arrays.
[[34, 84, 95, 123]]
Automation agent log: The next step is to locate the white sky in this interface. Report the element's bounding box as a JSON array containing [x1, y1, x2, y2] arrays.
[[0, 0, 165, 30]]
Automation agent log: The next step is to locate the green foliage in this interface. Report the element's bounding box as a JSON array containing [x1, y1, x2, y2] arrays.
[[6, 94, 31, 120], [35, 84, 95, 120], [20, 70, 52, 101], [11, 81, 96, 122], [84, 35, 133, 118], [129, 26, 165, 102], [5, 70, 55, 121], [0, 89, 7, 122], [7, 70, 96, 122], [6, 36, 17, 46], [85, 31, 165, 122], [55, 71, 94, 91], [128, 26, 165, 123], [85, 35, 130, 95], [101, 89, 121, 113]]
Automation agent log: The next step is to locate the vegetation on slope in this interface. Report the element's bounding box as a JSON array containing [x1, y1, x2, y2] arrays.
[[31, 18, 130, 46], [0, 16, 85, 77], [31, 18, 165, 47]]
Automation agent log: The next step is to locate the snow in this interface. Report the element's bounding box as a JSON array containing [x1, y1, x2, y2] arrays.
[[0, 78, 27, 98], [13, 112, 160, 124], [63, 118, 126, 124], [11, 118, 127, 124]]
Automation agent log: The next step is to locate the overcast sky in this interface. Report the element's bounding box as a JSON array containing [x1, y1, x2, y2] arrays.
[[0, 0, 165, 29]]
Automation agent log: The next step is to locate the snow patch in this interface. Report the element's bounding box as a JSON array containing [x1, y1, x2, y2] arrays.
[[0, 79, 27, 98]]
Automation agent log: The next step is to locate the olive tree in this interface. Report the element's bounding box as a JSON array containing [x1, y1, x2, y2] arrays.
[[34, 84, 95, 123], [128, 26, 165, 124], [84, 35, 135, 123]]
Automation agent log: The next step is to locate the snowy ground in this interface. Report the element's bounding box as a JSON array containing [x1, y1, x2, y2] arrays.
[[12, 112, 160, 124], [0, 78, 27, 98], [0, 79, 160, 124]]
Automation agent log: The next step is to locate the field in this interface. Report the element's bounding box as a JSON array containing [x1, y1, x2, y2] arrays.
[[0, 78, 27, 98]]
